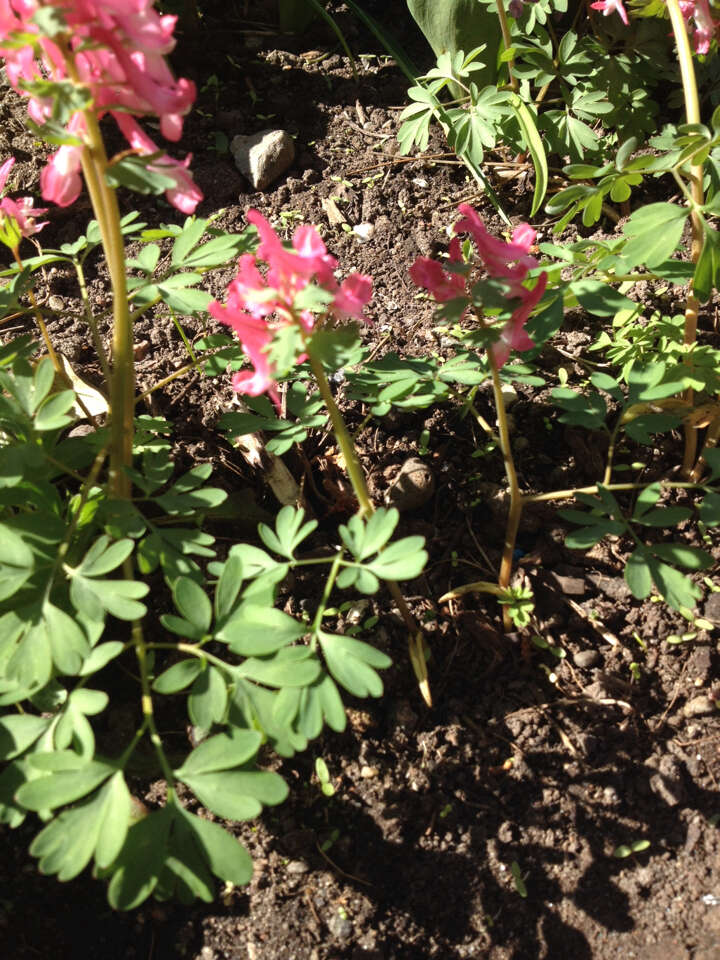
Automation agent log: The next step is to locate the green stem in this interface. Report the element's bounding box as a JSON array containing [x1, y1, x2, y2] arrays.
[[310, 551, 343, 646], [306, 349, 374, 518], [47, 443, 108, 605], [488, 351, 523, 632], [132, 610, 175, 799], [305, 336, 429, 704], [666, 0, 704, 474], [77, 107, 134, 499], [495, 0, 518, 93], [525, 480, 699, 504], [72, 259, 111, 384], [602, 423, 619, 486]]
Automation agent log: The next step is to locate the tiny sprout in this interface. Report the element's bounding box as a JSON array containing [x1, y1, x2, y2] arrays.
[[629, 662, 642, 682], [315, 757, 336, 797], [612, 839, 650, 858], [510, 861, 528, 898], [439, 803, 453, 819]]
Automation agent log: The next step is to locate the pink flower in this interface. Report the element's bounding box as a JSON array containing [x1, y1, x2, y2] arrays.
[[688, 0, 717, 54], [590, 0, 629, 26], [410, 205, 547, 369], [113, 114, 202, 214], [0, 155, 48, 243], [491, 272, 547, 368], [210, 211, 372, 402], [39, 113, 85, 208], [334, 274, 373, 320], [0, 0, 201, 212], [454, 204, 539, 296]]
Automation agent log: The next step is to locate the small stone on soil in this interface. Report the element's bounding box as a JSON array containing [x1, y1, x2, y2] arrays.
[[573, 649, 601, 669], [230, 128, 295, 190], [683, 695, 717, 718], [326, 911, 353, 941]]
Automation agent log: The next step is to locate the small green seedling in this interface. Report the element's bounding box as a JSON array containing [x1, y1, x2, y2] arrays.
[[613, 839, 650, 858], [510, 861, 528, 898], [315, 757, 336, 797]]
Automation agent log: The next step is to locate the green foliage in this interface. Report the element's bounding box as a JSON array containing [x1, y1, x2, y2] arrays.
[[0, 337, 424, 910], [406, 0, 502, 89]]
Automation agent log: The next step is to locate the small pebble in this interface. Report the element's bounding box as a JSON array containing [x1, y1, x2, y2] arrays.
[[327, 911, 353, 941], [360, 765, 378, 779], [286, 859, 309, 875], [683, 696, 717, 719], [573, 649, 601, 669], [352, 223, 374, 241], [384, 457, 435, 511]]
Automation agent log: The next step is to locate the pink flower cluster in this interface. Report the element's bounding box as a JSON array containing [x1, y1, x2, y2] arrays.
[[0, 156, 48, 245], [0, 0, 202, 212], [209, 210, 372, 402], [410, 204, 547, 369], [591, 0, 718, 55]]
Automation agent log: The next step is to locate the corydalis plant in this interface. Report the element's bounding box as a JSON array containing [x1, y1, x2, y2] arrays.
[[410, 203, 547, 368], [411, 205, 547, 630], [212, 210, 430, 702], [210, 209, 372, 404], [0, 0, 202, 212], [0, 156, 47, 247], [592, 0, 719, 55]]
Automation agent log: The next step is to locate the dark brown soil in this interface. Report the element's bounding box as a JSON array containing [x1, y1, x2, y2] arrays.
[[2, 4, 720, 959]]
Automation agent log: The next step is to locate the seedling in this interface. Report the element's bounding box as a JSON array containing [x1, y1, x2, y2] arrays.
[[510, 861, 528, 898], [315, 757, 336, 798], [612, 839, 650, 858]]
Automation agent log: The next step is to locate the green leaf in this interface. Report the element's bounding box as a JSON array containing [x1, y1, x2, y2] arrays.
[[105, 154, 177, 195], [634, 506, 692, 527], [621, 203, 688, 269], [551, 388, 607, 429], [107, 805, 174, 910], [79, 641, 124, 675], [34, 390, 75, 431], [180, 770, 288, 821], [215, 554, 244, 623], [648, 557, 702, 610], [564, 521, 625, 549], [570, 280, 636, 317], [179, 807, 253, 886], [693, 225, 720, 303], [0, 714, 50, 761], [176, 730, 262, 777], [237, 652, 321, 688], [651, 543, 713, 570], [0, 523, 34, 601], [188, 665, 228, 730], [699, 491, 720, 527], [295, 673, 347, 738], [70, 575, 148, 622], [172, 576, 212, 634], [219, 604, 306, 656], [170, 217, 208, 266], [44, 602, 90, 675], [366, 536, 428, 581], [339, 508, 399, 561], [29, 772, 130, 880], [625, 549, 653, 599], [509, 93, 547, 217], [78, 536, 134, 577], [16, 759, 116, 811], [153, 658, 204, 694], [258, 506, 318, 559], [319, 632, 391, 698]]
